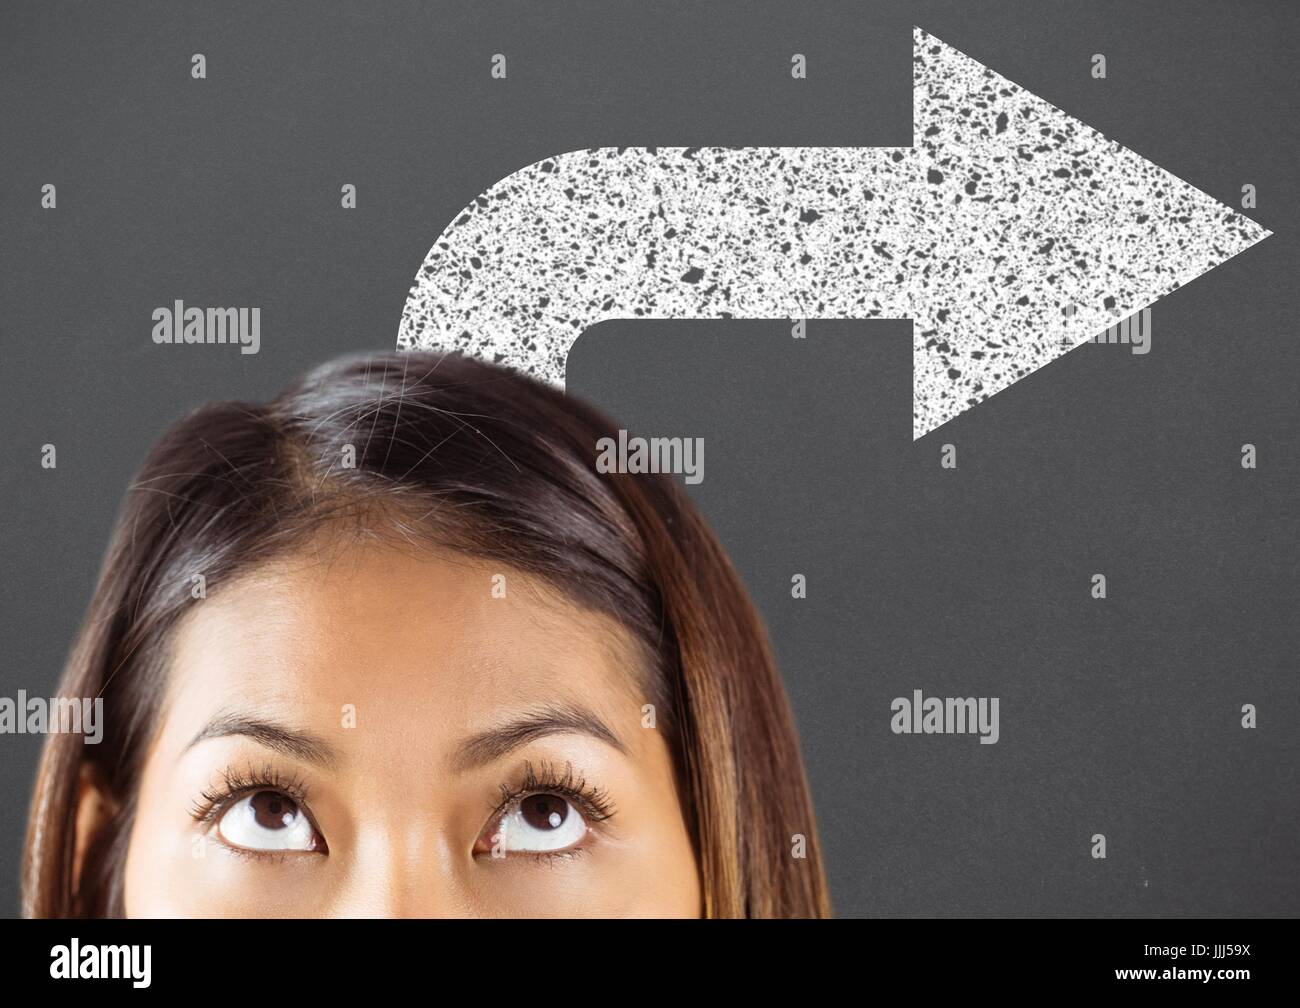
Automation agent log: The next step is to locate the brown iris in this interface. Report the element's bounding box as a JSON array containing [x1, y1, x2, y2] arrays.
[[249, 790, 298, 830], [519, 794, 567, 831]]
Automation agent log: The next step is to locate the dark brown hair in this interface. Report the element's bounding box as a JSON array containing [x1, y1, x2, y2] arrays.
[[23, 350, 830, 918]]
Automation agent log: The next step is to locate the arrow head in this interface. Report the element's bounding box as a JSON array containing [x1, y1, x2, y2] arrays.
[[911, 27, 1271, 438]]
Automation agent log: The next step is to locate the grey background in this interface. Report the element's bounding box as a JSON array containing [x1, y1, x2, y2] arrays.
[[1, 0, 1296, 917]]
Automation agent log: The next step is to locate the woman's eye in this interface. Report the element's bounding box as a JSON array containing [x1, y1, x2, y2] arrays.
[[484, 793, 589, 854], [215, 790, 324, 853]]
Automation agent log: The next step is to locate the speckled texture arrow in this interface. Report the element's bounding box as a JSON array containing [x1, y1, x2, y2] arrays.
[[400, 27, 1271, 438]]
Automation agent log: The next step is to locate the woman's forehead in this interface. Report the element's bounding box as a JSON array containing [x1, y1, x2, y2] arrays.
[[157, 537, 650, 756]]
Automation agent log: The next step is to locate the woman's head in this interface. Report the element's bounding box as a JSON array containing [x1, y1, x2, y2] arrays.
[[24, 351, 829, 918]]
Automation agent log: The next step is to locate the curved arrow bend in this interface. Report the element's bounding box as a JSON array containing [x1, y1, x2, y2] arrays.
[[400, 26, 1271, 439]]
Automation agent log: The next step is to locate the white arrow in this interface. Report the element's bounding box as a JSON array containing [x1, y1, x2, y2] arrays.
[[400, 26, 1271, 438]]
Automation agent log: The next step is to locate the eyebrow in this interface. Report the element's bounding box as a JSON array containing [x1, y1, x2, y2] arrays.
[[451, 703, 627, 772], [185, 711, 339, 768]]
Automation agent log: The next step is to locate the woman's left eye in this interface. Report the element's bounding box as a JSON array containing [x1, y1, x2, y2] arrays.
[[215, 790, 325, 854], [478, 793, 589, 855]]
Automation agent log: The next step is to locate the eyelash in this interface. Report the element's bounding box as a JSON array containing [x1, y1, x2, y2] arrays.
[[188, 762, 312, 828], [187, 759, 615, 862], [490, 758, 616, 829]]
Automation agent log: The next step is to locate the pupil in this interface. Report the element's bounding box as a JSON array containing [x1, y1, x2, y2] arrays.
[[251, 790, 296, 830], [521, 794, 567, 831]]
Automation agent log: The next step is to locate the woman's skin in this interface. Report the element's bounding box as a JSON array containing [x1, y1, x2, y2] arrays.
[[88, 530, 700, 917]]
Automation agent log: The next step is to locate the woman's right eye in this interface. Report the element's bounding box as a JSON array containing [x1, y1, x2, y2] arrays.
[[215, 790, 325, 854]]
